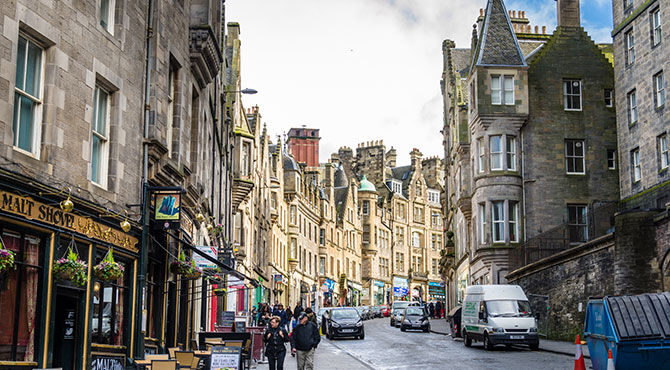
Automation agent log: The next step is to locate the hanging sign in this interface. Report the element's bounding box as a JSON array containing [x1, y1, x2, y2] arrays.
[[154, 192, 181, 221], [193, 245, 218, 269]]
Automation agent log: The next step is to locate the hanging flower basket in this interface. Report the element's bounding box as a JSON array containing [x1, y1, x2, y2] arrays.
[[53, 247, 88, 287], [0, 245, 16, 275], [184, 261, 203, 280], [214, 288, 226, 297], [94, 247, 124, 282], [169, 251, 202, 280]]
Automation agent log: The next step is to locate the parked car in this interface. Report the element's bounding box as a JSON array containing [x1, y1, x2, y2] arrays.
[[326, 307, 365, 340], [461, 285, 539, 350], [391, 308, 405, 327], [370, 306, 382, 318], [400, 306, 431, 332], [380, 305, 390, 317], [390, 301, 419, 326], [447, 306, 462, 339]]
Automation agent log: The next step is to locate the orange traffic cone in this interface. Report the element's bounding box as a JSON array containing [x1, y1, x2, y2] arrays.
[[574, 335, 586, 370], [607, 348, 615, 370]]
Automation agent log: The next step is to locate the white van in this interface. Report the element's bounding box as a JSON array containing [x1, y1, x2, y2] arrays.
[[461, 285, 539, 350]]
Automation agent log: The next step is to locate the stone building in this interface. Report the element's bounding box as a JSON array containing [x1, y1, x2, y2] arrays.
[[0, 0, 241, 367], [611, 0, 669, 202], [441, 0, 619, 308]]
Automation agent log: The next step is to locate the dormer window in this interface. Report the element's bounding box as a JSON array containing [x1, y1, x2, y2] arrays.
[[428, 190, 440, 204], [389, 180, 402, 194]]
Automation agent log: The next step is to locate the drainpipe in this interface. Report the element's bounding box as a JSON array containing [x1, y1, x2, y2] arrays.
[[521, 131, 527, 244], [137, 0, 155, 360]]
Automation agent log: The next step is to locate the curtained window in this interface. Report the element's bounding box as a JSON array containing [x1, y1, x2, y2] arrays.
[[0, 230, 42, 361]]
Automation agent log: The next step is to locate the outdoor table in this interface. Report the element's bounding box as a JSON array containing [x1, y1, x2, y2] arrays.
[[134, 359, 151, 369]]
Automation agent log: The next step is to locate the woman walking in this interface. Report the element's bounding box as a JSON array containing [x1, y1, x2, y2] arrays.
[[264, 316, 290, 370]]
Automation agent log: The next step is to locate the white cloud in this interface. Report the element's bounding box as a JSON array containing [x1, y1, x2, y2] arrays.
[[226, 0, 611, 165]]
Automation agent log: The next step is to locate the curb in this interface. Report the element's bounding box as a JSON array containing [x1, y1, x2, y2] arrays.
[[430, 329, 449, 336], [538, 346, 591, 359]]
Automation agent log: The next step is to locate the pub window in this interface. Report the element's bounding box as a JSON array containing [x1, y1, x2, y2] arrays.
[[92, 248, 129, 346], [0, 229, 43, 362]]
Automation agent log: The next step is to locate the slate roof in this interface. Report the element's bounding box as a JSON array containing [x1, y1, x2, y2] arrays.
[[283, 152, 299, 171], [334, 187, 349, 220], [451, 48, 472, 78], [334, 165, 349, 188], [474, 0, 526, 67]]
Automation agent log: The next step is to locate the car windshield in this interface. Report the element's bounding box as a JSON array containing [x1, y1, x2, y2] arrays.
[[486, 300, 533, 317], [405, 307, 424, 316], [332, 309, 360, 320], [393, 308, 404, 315]]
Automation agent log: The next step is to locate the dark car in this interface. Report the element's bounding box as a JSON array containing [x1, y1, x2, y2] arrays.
[[326, 308, 365, 340], [400, 306, 430, 332], [447, 306, 462, 340], [370, 306, 382, 318]]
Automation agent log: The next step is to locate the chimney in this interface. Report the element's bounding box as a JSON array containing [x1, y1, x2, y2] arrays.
[[557, 0, 580, 28], [410, 148, 423, 171]]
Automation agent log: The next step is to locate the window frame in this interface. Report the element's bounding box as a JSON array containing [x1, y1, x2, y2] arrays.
[[659, 134, 669, 171], [563, 79, 582, 111], [632, 148, 641, 183], [565, 140, 586, 175], [607, 149, 617, 170], [628, 89, 638, 124], [651, 8, 662, 47], [508, 201, 519, 243], [361, 200, 370, 216], [491, 201, 505, 243], [625, 28, 635, 66], [654, 71, 665, 109], [489, 135, 503, 171], [12, 34, 45, 157], [92, 248, 129, 346], [491, 75, 514, 106], [604, 89, 614, 107], [506, 136, 517, 171], [477, 137, 485, 173], [91, 85, 111, 188], [99, 0, 116, 35], [567, 204, 588, 243], [479, 203, 486, 244]]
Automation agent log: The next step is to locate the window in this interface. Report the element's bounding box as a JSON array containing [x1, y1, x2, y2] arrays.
[[632, 148, 641, 182], [492, 201, 504, 242], [432, 259, 438, 275], [289, 205, 296, 225], [567, 205, 588, 243], [13, 35, 44, 155], [490, 135, 503, 170], [509, 202, 519, 243], [413, 206, 424, 223], [625, 29, 635, 65], [330, 257, 334, 274], [607, 149, 617, 170], [412, 232, 421, 248], [479, 203, 486, 243], [431, 234, 437, 250], [93, 250, 128, 345], [396, 203, 405, 220], [361, 200, 370, 215], [491, 75, 514, 105], [391, 180, 402, 194], [0, 230, 43, 362], [431, 212, 441, 227], [654, 72, 665, 108], [659, 135, 669, 170], [604, 89, 614, 107], [319, 228, 325, 245], [320, 257, 325, 275], [290, 238, 297, 259], [623, 0, 632, 9], [651, 8, 662, 46], [563, 80, 582, 110], [396, 226, 405, 245], [416, 181, 422, 196], [99, 0, 116, 34], [506, 136, 517, 171], [166, 66, 177, 158], [91, 85, 110, 186], [565, 140, 585, 174], [428, 190, 440, 204], [478, 137, 485, 173], [363, 225, 370, 243], [396, 252, 404, 272], [241, 142, 251, 176], [628, 90, 638, 124]]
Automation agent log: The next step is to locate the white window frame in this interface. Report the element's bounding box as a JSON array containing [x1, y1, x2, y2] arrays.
[[563, 79, 582, 111], [100, 0, 116, 35], [491, 75, 514, 105], [478, 137, 485, 173], [490, 135, 503, 171], [503, 75, 514, 105], [628, 90, 638, 124], [632, 148, 641, 183], [625, 29, 635, 65], [491, 75, 502, 105], [508, 201, 519, 243], [659, 134, 669, 170], [491, 201, 504, 243], [289, 205, 297, 225], [412, 231, 421, 248], [13, 34, 45, 157], [604, 89, 614, 107], [506, 136, 517, 171], [654, 71, 665, 108], [91, 85, 110, 188], [391, 180, 402, 194], [607, 149, 617, 170], [479, 203, 486, 244], [361, 200, 370, 215], [428, 190, 440, 204], [565, 140, 586, 175], [652, 8, 662, 47], [241, 141, 251, 176]]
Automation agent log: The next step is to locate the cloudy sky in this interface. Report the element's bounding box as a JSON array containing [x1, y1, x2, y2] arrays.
[[226, 0, 614, 166]]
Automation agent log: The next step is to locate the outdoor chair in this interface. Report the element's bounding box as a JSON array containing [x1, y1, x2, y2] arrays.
[[151, 360, 177, 370], [174, 351, 198, 369], [168, 347, 179, 359]]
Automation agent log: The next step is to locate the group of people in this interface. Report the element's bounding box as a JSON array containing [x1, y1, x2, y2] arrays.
[[427, 300, 444, 319], [260, 302, 320, 370], [253, 302, 318, 331]]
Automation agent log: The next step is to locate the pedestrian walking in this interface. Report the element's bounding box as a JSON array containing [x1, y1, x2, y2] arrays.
[[264, 316, 290, 370], [304, 307, 317, 325], [428, 302, 435, 318], [290, 313, 320, 370], [251, 305, 258, 326], [285, 307, 293, 330], [435, 301, 443, 319], [277, 304, 289, 331], [294, 303, 303, 321]]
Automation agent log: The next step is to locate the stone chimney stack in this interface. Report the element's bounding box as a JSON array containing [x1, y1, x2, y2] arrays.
[[557, 0, 580, 28], [410, 148, 423, 171]]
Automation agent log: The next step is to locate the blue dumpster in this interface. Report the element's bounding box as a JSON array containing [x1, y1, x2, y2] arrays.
[[584, 293, 670, 370]]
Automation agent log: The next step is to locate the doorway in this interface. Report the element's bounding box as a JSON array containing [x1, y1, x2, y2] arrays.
[[53, 290, 81, 370]]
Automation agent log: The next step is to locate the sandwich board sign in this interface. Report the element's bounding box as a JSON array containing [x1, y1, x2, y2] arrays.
[[210, 345, 241, 370]]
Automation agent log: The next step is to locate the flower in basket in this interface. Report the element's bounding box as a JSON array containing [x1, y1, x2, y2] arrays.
[[184, 260, 202, 280], [94, 247, 124, 282], [0, 246, 16, 274], [169, 250, 191, 275], [53, 247, 88, 287]]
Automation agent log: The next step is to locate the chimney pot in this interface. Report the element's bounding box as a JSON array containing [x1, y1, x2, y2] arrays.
[[480, 8, 484, 16], [535, 25, 539, 33], [542, 26, 547, 34], [512, 10, 516, 18]]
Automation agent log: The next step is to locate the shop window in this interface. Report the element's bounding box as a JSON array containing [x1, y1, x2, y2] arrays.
[[92, 249, 129, 346], [0, 230, 43, 361]]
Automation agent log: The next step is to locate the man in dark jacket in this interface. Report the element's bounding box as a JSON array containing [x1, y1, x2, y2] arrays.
[[290, 313, 320, 370], [264, 316, 289, 370], [294, 303, 303, 321], [435, 301, 443, 319]]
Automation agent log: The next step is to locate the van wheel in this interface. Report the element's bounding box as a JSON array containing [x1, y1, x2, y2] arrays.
[[484, 333, 494, 350], [464, 331, 472, 347], [529, 342, 539, 351]]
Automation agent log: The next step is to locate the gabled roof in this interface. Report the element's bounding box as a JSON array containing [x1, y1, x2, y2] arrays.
[[473, 0, 527, 69]]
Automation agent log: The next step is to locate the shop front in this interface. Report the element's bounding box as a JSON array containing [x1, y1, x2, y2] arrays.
[[319, 278, 335, 307], [372, 280, 385, 305], [392, 276, 409, 302], [0, 183, 139, 370], [347, 281, 362, 307]]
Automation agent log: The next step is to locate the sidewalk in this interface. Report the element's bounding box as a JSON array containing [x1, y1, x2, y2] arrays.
[[428, 318, 589, 358]]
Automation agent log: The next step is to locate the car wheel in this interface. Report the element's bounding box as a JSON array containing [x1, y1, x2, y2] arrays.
[[529, 342, 539, 351], [360, 333, 365, 340], [464, 331, 472, 347], [400, 326, 406, 332], [390, 320, 394, 327], [484, 333, 494, 350], [424, 327, 430, 333]]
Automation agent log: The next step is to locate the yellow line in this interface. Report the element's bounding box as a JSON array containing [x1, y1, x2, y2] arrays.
[[82, 244, 93, 367], [42, 234, 55, 365], [130, 259, 138, 358]]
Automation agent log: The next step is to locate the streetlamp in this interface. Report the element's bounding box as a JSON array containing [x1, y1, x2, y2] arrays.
[[226, 88, 258, 94]]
